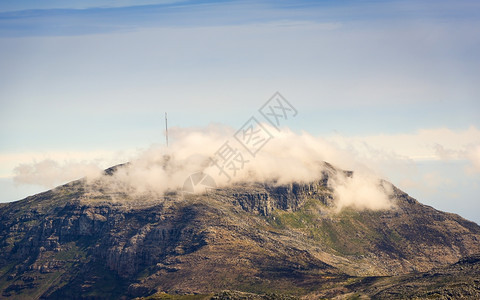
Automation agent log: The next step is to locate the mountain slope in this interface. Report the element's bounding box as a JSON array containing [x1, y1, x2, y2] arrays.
[[0, 164, 479, 299], [320, 254, 480, 299]]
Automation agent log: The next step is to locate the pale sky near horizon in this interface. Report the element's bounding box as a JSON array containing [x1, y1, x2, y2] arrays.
[[1, 1, 479, 222]]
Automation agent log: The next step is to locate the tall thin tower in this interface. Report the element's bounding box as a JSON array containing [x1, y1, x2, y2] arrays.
[[165, 112, 169, 147]]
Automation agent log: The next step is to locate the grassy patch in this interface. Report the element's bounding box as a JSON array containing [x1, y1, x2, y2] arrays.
[[54, 243, 87, 260], [267, 198, 322, 229], [266, 202, 396, 256]]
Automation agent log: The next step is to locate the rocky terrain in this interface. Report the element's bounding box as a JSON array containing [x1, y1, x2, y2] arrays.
[[0, 163, 479, 299]]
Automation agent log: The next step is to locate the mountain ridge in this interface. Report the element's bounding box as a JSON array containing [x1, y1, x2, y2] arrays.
[[0, 163, 479, 299]]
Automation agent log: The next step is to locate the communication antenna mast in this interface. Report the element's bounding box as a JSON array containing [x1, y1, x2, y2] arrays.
[[165, 112, 169, 147]]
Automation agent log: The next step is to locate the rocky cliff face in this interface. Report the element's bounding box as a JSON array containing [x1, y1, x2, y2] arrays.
[[0, 164, 479, 299], [218, 164, 340, 216], [222, 181, 334, 216]]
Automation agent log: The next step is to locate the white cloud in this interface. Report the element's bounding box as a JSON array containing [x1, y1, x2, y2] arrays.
[[7, 125, 479, 212], [326, 126, 480, 206], [8, 125, 395, 211], [466, 145, 480, 173], [327, 126, 480, 163], [0, 150, 133, 179], [331, 172, 395, 212], [6, 126, 478, 200], [13, 160, 102, 187]]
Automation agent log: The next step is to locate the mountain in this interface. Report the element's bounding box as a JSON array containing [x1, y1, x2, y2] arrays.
[[0, 163, 479, 299]]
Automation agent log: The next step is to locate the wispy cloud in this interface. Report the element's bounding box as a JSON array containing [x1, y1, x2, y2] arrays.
[[2, 0, 479, 37], [328, 126, 480, 163], [13, 159, 102, 187], [0, 0, 186, 12], [466, 145, 480, 173], [326, 127, 480, 216], [0, 149, 135, 178]]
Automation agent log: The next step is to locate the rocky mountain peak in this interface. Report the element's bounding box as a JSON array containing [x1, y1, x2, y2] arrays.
[[0, 163, 479, 299]]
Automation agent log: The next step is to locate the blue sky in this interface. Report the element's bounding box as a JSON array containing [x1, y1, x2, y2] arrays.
[[0, 0, 479, 222]]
